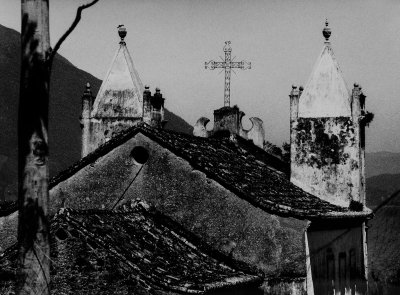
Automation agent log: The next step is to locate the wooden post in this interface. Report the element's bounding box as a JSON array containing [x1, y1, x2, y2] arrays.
[[18, 0, 51, 294]]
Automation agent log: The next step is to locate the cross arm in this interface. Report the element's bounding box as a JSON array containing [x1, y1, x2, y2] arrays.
[[230, 61, 251, 70], [205, 60, 226, 70]]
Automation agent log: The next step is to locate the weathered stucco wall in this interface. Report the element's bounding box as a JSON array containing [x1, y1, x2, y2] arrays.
[[50, 133, 308, 285], [93, 89, 142, 118], [51, 137, 143, 212], [82, 117, 140, 156], [291, 117, 361, 206], [307, 224, 367, 295]]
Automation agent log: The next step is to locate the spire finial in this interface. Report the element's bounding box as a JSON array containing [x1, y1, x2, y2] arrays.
[[322, 19, 331, 42], [117, 24, 127, 43]]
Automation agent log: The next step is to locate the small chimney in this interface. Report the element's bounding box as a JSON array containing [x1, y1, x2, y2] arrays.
[[151, 87, 164, 127], [151, 88, 164, 110], [351, 83, 363, 119], [143, 85, 151, 124], [81, 82, 94, 158], [142, 87, 165, 128], [299, 85, 304, 97], [289, 85, 300, 123], [81, 82, 93, 120], [289, 84, 300, 177]]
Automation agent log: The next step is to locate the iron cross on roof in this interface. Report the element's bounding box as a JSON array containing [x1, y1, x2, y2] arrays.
[[205, 41, 251, 107]]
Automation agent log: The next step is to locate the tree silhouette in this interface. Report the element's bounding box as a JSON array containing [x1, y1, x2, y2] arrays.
[[18, 1, 98, 294]]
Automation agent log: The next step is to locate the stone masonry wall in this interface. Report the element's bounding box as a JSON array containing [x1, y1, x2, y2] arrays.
[[83, 117, 140, 156]]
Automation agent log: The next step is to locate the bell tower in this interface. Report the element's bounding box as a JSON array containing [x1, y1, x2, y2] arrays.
[[289, 21, 372, 207], [80, 25, 144, 157]]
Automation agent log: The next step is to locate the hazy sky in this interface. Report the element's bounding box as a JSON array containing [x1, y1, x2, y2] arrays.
[[1, 0, 399, 152]]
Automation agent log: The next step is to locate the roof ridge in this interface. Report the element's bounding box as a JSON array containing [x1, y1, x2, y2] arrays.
[[0, 124, 371, 221], [48, 123, 285, 189]]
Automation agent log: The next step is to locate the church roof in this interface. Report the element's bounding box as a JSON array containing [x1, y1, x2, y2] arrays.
[[50, 124, 372, 220], [91, 26, 144, 118], [298, 22, 351, 118], [0, 200, 262, 294]]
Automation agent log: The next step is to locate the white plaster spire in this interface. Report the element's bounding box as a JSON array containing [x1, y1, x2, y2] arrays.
[[92, 25, 144, 118], [298, 20, 351, 118]]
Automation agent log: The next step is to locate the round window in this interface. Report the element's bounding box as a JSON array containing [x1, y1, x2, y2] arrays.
[[130, 146, 149, 165]]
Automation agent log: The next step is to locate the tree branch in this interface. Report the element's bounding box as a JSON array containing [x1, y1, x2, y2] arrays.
[[47, 0, 99, 66]]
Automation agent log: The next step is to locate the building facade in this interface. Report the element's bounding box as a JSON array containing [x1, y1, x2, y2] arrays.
[[290, 21, 373, 294]]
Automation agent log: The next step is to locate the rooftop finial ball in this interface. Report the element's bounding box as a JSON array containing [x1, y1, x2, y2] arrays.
[[118, 25, 127, 40], [322, 19, 331, 42]]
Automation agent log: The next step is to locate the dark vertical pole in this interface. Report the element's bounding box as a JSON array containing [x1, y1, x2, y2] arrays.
[[18, 0, 51, 294]]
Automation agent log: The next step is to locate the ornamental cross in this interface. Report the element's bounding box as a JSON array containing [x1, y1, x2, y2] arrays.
[[205, 41, 251, 107]]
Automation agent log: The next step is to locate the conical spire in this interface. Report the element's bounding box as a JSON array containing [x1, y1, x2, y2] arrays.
[[298, 20, 351, 118], [92, 25, 144, 118]]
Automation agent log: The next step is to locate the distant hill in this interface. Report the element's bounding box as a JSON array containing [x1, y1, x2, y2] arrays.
[[365, 153, 400, 210], [366, 152, 400, 178], [366, 173, 400, 209], [0, 24, 193, 202]]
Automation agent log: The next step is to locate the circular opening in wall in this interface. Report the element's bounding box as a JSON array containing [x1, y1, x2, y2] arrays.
[[130, 146, 149, 165], [55, 227, 69, 241]]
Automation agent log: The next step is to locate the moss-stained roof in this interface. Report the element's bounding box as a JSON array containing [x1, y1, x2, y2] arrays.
[[0, 200, 262, 294], [49, 123, 372, 220]]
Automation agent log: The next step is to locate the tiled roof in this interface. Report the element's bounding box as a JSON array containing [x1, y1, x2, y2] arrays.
[[0, 200, 262, 294], [49, 123, 372, 220]]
